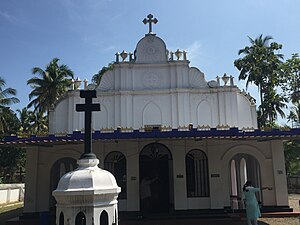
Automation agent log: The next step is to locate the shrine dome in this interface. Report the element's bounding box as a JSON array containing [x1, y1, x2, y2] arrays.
[[53, 158, 121, 202]]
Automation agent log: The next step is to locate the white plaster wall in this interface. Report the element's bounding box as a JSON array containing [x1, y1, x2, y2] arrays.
[[50, 60, 257, 134], [0, 190, 7, 204], [24, 138, 287, 213], [51, 87, 256, 133]]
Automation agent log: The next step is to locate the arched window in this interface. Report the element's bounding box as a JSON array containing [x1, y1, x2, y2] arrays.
[[75, 212, 86, 225], [240, 158, 247, 186], [100, 210, 109, 225], [186, 149, 209, 197], [104, 151, 127, 199], [59, 212, 64, 225], [230, 160, 238, 196], [50, 157, 77, 210]]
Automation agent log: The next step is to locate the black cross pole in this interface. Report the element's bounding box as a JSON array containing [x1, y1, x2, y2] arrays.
[[76, 90, 100, 159]]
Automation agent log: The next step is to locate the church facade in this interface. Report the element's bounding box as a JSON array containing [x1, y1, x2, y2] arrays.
[[3, 15, 297, 216]]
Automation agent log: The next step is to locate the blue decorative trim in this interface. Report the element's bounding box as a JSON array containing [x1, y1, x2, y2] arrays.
[[2, 128, 300, 145]]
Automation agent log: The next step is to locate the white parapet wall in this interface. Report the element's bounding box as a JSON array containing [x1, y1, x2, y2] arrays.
[[0, 184, 25, 205]]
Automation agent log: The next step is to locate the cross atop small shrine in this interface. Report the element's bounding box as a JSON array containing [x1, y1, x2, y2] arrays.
[[76, 90, 100, 159], [143, 14, 158, 34]]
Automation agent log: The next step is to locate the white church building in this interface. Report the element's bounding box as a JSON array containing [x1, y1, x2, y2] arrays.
[[3, 15, 298, 220]]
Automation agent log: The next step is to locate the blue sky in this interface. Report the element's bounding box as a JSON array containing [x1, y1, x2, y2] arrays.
[[1, 0, 300, 125]]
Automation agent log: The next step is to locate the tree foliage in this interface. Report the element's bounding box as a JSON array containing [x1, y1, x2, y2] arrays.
[[0, 76, 24, 183], [27, 58, 74, 114], [0, 146, 25, 183], [281, 53, 300, 128], [16, 107, 48, 135], [284, 140, 300, 177], [91, 63, 114, 85], [234, 35, 287, 127], [0, 76, 20, 134]]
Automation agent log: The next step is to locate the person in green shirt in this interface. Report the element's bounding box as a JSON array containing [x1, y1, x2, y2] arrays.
[[242, 181, 272, 225]]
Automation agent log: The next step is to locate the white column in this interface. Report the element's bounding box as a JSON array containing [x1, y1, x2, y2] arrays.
[[210, 142, 227, 209], [23, 147, 39, 213], [271, 140, 289, 206], [126, 142, 140, 211], [171, 92, 178, 128], [172, 141, 187, 209]]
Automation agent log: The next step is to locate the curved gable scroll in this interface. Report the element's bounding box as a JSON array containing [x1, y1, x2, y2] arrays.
[[189, 67, 208, 88], [97, 71, 114, 91]]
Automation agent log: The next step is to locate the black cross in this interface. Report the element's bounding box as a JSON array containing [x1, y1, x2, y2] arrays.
[[76, 90, 100, 159], [143, 14, 158, 34]]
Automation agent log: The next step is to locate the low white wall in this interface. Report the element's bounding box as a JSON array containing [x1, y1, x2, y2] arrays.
[[0, 183, 24, 204]]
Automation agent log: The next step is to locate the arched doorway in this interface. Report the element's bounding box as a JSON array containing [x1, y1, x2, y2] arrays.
[[139, 142, 173, 214], [104, 151, 127, 199], [49, 157, 77, 211], [229, 154, 261, 209]]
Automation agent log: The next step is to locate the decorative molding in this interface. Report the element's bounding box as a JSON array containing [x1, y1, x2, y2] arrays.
[[143, 72, 160, 88]]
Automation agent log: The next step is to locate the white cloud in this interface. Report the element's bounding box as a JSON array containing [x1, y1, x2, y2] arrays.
[[0, 10, 17, 23], [185, 41, 202, 63], [0, 10, 34, 28]]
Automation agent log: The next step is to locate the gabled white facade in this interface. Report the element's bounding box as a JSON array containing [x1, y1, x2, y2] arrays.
[[50, 34, 257, 134]]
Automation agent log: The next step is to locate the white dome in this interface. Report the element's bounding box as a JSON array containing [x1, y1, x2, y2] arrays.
[[53, 158, 121, 201]]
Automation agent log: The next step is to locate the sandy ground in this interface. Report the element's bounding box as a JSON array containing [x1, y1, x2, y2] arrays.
[[259, 194, 300, 225]]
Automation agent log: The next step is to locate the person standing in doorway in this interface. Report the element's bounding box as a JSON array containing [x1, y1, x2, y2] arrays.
[[242, 181, 272, 225], [140, 176, 158, 213]]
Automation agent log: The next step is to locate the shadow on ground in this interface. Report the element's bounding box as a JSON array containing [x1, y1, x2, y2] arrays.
[[0, 207, 23, 225]]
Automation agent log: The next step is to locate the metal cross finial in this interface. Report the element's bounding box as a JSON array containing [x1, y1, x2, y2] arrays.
[[76, 90, 100, 159], [143, 14, 158, 34]]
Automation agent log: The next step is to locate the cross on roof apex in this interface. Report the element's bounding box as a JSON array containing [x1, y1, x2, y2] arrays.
[[143, 14, 158, 35]]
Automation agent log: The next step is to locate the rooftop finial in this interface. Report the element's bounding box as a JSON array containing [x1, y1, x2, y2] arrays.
[[143, 14, 158, 34]]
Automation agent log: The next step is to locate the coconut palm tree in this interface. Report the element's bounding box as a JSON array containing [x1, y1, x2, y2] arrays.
[[234, 35, 285, 127], [28, 109, 48, 134], [27, 58, 74, 114], [287, 102, 300, 128], [0, 76, 20, 134], [262, 87, 286, 124], [16, 107, 34, 134], [0, 76, 19, 107]]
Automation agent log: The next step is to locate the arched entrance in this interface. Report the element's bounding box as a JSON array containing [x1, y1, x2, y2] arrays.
[[139, 142, 173, 214], [229, 153, 261, 209], [49, 157, 77, 211]]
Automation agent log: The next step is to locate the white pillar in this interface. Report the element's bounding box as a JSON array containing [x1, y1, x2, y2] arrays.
[[271, 140, 289, 206]]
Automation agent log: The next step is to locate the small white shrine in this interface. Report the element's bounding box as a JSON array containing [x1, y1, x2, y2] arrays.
[[53, 90, 121, 225]]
